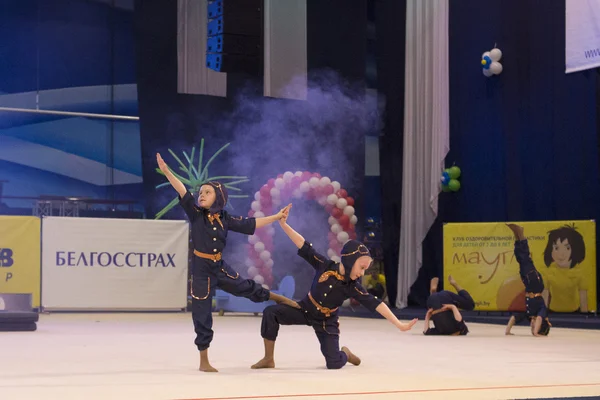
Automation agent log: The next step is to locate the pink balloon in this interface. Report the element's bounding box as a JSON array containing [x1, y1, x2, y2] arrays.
[[323, 185, 334, 195]]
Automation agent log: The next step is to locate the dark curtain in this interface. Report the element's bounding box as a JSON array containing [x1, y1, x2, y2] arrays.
[[376, 0, 406, 307]]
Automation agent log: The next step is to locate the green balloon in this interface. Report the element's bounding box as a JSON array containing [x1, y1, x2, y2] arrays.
[[448, 179, 461, 192], [448, 166, 461, 179], [442, 184, 450, 192]]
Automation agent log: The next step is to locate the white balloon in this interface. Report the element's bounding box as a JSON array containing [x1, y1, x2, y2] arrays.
[[327, 249, 336, 259], [327, 194, 338, 205], [309, 177, 320, 188], [490, 61, 503, 75], [343, 206, 355, 216], [294, 171, 303, 177], [336, 198, 348, 209], [254, 275, 265, 285], [350, 215, 358, 225], [248, 234, 259, 245], [317, 196, 327, 206], [482, 51, 491, 59], [254, 191, 261, 201], [489, 48, 502, 61], [319, 177, 331, 186], [254, 211, 265, 218], [283, 171, 294, 182], [265, 259, 274, 269], [331, 256, 341, 263], [260, 250, 271, 262], [337, 231, 350, 244], [254, 242, 265, 253], [328, 216, 337, 226], [251, 201, 262, 212], [274, 178, 285, 190], [483, 68, 494, 77], [331, 223, 342, 234], [262, 284, 270, 290], [292, 189, 302, 198], [270, 187, 280, 198], [248, 266, 259, 277], [331, 181, 341, 193], [299, 181, 310, 193]]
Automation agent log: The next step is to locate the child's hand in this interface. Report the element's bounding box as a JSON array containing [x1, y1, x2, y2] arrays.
[[157, 153, 169, 173], [277, 204, 292, 224]]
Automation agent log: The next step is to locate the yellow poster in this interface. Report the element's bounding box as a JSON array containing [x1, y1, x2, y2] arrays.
[[0, 216, 41, 307], [443, 220, 597, 313]]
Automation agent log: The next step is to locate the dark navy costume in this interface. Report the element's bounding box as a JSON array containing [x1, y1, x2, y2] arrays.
[[424, 290, 474, 336], [180, 189, 270, 351], [511, 239, 549, 325], [260, 240, 381, 369]]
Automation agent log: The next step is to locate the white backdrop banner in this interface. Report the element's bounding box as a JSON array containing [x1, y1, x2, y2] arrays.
[[42, 217, 189, 310], [566, 0, 600, 73]]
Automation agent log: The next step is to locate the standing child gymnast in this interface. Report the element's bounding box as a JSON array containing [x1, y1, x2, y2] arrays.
[[251, 204, 417, 370], [157, 153, 299, 372]]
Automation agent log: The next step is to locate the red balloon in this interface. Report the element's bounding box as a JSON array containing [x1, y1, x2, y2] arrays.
[[313, 172, 322, 178], [331, 208, 343, 218], [329, 240, 338, 251], [346, 196, 355, 206], [306, 190, 316, 200], [291, 176, 302, 188], [313, 186, 324, 197], [349, 231, 357, 240], [338, 214, 350, 227], [260, 185, 271, 197], [336, 189, 348, 198], [323, 185, 334, 195], [267, 178, 275, 187]]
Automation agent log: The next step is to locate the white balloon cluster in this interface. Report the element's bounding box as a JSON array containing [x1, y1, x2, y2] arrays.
[[246, 170, 358, 289], [481, 47, 503, 77]]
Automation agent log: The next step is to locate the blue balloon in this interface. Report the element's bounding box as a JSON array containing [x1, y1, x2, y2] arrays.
[[441, 171, 450, 185]]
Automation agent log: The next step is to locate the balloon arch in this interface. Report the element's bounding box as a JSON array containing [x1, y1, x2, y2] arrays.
[[245, 171, 357, 289]]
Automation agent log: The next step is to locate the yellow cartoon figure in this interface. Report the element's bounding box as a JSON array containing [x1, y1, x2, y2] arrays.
[[542, 225, 588, 313]]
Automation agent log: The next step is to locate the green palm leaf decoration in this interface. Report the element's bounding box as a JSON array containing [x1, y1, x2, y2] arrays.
[[154, 139, 249, 219]]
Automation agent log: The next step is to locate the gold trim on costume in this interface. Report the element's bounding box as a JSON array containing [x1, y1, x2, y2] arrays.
[[207, 213, 223, 228], [354, 286, 368, 295], [193, 249, 222, 262], [322, 320, 339, 336], [190, 276, 210, 300], [318, 270, 345, 283], [221, 268, 239, 279], [341, 245, 370, 257], [308, 292, 338, 317]]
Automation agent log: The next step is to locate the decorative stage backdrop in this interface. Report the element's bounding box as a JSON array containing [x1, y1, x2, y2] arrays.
[[133, 0, 373, 295], [444, 221, 597, 313]]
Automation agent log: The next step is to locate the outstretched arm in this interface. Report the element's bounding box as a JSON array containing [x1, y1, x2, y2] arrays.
[[375, 302, 418, 332], [256, 204, 290, 229], [278, 205, 305, 248], [157, 153, 187, 198]]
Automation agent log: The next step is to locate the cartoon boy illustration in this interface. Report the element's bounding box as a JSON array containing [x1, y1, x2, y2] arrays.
[[542, 225, 588, 313]]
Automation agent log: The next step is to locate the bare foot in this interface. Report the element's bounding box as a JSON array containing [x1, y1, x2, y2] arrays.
[[199, 363, 219, 373], [448, 275, 457, 287], [506, 223, 525, 240], [251, 358, 275, 369], [341, 346, 361, 366], [429, 277, 439, 294]]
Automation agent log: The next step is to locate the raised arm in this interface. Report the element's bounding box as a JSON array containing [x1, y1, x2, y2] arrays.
[[256, 204, 291, 229], [157, 153, 187, 198], [278, 205, 305, 249]]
